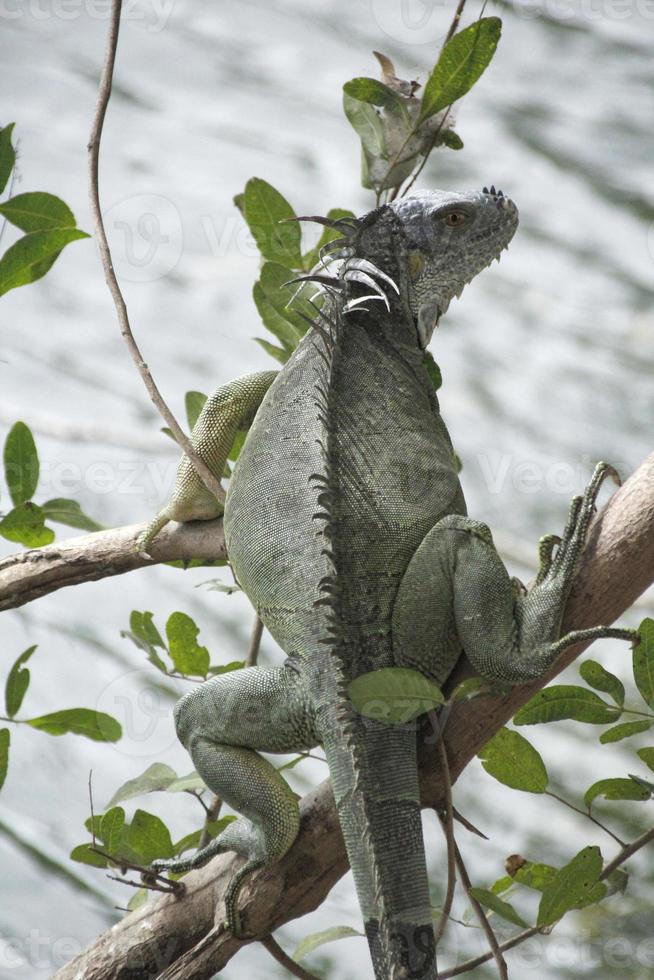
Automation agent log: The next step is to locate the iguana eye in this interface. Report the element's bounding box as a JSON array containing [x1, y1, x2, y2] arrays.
[[444, 211, 467, 227]]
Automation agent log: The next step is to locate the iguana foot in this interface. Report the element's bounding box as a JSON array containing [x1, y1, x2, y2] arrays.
[[149, 820, 265, 935], [536, 461, 620, 591]]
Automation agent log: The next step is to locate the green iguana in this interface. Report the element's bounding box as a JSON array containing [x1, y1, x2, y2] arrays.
[[139, 188, 636, 979]]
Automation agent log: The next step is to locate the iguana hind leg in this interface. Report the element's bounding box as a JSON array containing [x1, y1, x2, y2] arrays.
[[393, 462, 637, 685], [138, 370, 277, 552], [150, 662, 318, 933]]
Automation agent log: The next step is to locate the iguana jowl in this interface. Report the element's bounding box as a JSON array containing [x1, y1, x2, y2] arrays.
[[142, 188, 635, 979]]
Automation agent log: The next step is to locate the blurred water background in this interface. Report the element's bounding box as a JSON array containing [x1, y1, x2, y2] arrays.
[[1, 0, 653, 977]]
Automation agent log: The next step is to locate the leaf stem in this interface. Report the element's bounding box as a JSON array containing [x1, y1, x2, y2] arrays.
[[544, 790, 625, 847]]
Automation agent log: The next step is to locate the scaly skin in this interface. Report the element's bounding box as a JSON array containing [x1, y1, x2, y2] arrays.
[[145, 189, 637, 979]]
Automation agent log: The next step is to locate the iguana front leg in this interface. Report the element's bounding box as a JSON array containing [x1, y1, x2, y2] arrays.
[[393, 462, 638, 684], [138, 370, 277, 552]]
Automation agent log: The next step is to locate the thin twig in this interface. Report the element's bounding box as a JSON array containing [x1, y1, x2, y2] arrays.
[[260, 935, 320, 980], [87, 0, 225, 504], [443, 0, 467, 46], [600, 826, 654, 879], [545, 790, 625, 847], [453, 841, 508, 980], [197, 795, 223, 850], [438, 925, 541, 979], [431, 712, 457, 948], [246, 614, 264, 667], [399, 108, 452, 199]]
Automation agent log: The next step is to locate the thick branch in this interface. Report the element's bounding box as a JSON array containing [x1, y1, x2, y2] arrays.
[[0, 519, 226, 611], [53, 452, 654, 980]]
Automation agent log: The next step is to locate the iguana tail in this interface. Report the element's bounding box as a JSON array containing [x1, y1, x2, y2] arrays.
[[316, 680, 438, 979]]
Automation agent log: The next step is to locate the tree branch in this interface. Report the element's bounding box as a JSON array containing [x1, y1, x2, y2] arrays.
[[0, 519, 226, 611], [51, 453, 654, 979]]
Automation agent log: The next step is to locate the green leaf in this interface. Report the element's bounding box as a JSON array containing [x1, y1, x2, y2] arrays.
[[469, 887, 528, 927], [0, 227, 89, 297], [514, 861, 557, 892], [0, 502, 54, 547], [164, 770, 207, 793], [442, 130, 464, 150], [122, 611, 168, 673], [127, 809, 174, 863], [633, 618, 654, 709], [0, 192, 76, 233], [584, 777, 651, 809], [243, 178, 301, 267], [637, 747, 654, 772], [537, 846, 606, 927], [254, 337, 290, 364], [70, 843, 108, 868], [450, 676, 491, 703], [293, 925, 363, 963], [490, 874, 514, 895], [343, 77, 407, 109], [26, 708, 122, 742], [579, 660, 625, 706], [348, 667, 444, 724], [41, 498, 103, 532], [600, 720, 652, 744], [232, 192, 245, 217], [258, 261, 312, 331], [419, 17, 502, 123], [100, 806, 126, 853], [277, 753, 311, 772], [0, 728, 9, 791], [478, 727, 548, 793], [206, 660, 244, 676], [302, 208, 355, 269], [4, 421, 39, 505], [253, 281, 298, 353], [5, 644, 37, 718], [228, 428, 248, 463], [173, 816, 235, 856], [343, 92, 387, 188], [513, 686, 621, 726], [185, 391, 207, 431], [127, 888, 148, 911], [0, 124, 16, 195], [423, 351, 442, 392], [107, 762, 178, 807], [165, 612, 210, 678]]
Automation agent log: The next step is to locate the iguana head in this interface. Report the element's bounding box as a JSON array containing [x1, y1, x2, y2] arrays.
[[388, 186, 519, 347], [296, 186, 518, 349]]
